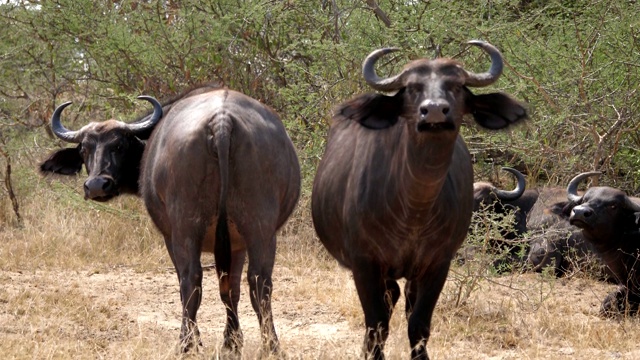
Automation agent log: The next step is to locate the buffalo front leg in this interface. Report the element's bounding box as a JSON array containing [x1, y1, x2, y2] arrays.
[[247, 235, 280, 355], [601, 286, 640, 317], [352, 258, 400, 360], [407, 261, 452, 360], [171, 230, 204, 352], [216, 249, 246, 353]]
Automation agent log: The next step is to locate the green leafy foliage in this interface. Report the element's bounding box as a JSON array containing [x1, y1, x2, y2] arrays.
[[1, 0, 640, 221]]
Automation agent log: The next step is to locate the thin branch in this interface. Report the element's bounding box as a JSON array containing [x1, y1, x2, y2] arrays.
[[364, 0, 391, 28], [0, 142, 22, 227]]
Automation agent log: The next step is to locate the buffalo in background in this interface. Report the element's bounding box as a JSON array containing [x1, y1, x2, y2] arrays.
[[469, 167, 537, 272], [468, 168, 612, 280], [525, 185, 596, 277], [40, 86, 301, 354], [312, 41, 528, 359], [525, 177, 613, 279], [561, 172, 640, 316]]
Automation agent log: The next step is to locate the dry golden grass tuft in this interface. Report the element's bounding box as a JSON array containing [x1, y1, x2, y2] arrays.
[[1, 175, 167, 272], [2, 177, 640, 359]]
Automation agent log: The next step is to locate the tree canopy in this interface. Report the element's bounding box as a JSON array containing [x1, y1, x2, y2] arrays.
[[2, 0, 640, 195]]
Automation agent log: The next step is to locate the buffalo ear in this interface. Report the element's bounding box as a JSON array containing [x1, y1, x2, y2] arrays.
[[336, 92, 403, 130], [40, 145, 84, 175], [544, 201, 573, 220], [466, 90, 528, 130]]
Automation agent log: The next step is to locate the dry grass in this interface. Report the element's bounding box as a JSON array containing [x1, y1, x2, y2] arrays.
[[2, 172, 640, 359], [1, 175, 167, 271]]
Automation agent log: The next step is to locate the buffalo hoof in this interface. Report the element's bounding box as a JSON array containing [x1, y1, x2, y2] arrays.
[[600, 287, 640, 317], [258, 346, 286, 360], [219, 347, 242, 360], [179, 338, 203, 354], [259, 338, 282, 359], [179, 323, 203, 353], [222, 328, 243, 355]]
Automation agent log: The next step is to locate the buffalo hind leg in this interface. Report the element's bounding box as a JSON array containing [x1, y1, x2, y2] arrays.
[[247, 234, 280, 354], [407, 262, 451, 360], [352, 258, 399, 360], [171, 231, 205, 353], [385, 279, 401, 314], [217, 249, 246, 353], [405, 280, 417, 319]]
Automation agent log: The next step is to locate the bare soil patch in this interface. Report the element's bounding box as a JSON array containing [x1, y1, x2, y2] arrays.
[[0, 259, 362, 359], [2, 258, 640, 359]]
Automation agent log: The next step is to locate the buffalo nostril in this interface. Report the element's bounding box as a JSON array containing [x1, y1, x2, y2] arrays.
[[572, 207, 593, 219], [84, 177, 115, 198], [102, 179, 114, 191], [420, 101, 450, 117]]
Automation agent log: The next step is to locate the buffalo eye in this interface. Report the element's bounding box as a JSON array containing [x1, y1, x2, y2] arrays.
[[449, 84, 462, 94], [407, 83, 424, 95], [610, 204, 617, 210], [79, 144, 91, 157], [111, 141, 127, 155]]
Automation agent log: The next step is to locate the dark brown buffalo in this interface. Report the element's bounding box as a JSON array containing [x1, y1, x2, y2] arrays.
[[525, 186, 587, 276], [471, 167, 538, 271], [526, 225, 599, 277], [40, 87, 301, 353], [562, 172, 640, 316], [526, 187, 571, 229], [311, 41, 528, 359], [473, 167, 528, 214], [473, 167, 538, 238], [525, 181, 614, 279]]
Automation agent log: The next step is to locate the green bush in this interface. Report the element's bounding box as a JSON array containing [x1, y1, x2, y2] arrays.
[[2, 0, 639, 226]]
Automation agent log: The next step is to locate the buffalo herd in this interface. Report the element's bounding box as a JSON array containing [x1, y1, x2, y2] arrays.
[[39, 41, 640, 359]]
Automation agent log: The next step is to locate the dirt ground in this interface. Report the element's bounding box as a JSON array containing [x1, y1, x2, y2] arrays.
[[2, 260, 640, 359], [0, 262, 363, 359]]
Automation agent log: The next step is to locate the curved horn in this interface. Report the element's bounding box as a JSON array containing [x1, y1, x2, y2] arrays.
[[125, 96, 163, 134], [567, 171, 601, 203], [624, 197, 640, 213], [51, 101, 83, 143], [362, 47, 405, 92], [464, 40, 504, 87], [493, 167, 526, 201]]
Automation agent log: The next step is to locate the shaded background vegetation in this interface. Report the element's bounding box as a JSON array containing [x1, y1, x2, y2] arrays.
[[1, 0, 640, 227]]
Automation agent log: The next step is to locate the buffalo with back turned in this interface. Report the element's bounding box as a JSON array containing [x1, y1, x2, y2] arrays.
[[311, 41, 528, 359], [39, 86, 301, 354]]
